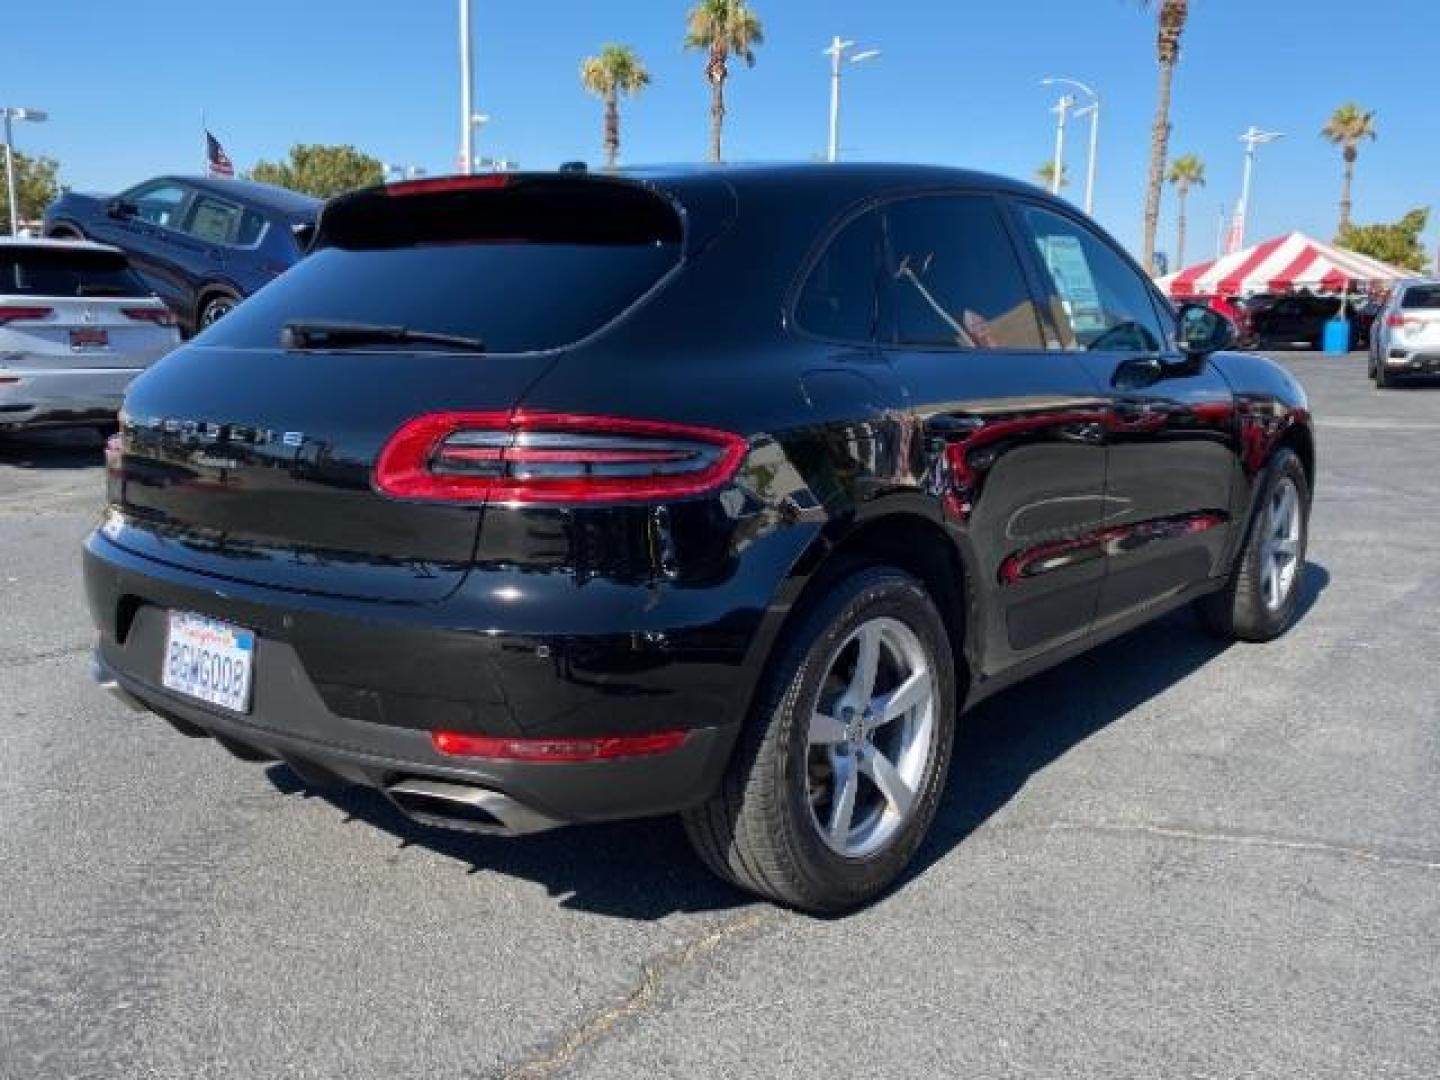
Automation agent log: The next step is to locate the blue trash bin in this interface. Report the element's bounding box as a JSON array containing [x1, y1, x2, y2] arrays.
[[1322, 318, 1351, 354]]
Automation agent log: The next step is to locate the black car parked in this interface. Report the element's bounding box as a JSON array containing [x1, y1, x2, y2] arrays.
[[44, 176, 319, 335], [1241, 292, 1374, 350], [85, 165, 1315, 912]]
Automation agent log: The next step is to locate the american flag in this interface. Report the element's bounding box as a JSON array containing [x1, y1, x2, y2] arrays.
[[206, 131, 235, 179]]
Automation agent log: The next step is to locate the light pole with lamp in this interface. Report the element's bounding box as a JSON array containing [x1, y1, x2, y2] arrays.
[[1228, 126, 1283, 253], [824, 36, 880, 163], [458, 0, 478, 175], [3, 106, 48, 236], [1041, 77, 1099, 214]]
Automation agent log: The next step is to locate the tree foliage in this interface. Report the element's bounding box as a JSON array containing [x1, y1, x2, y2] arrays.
[[247, 143, 384, 199], [580, 44, 651, 170], [685, 0, 764, 163], [1035, 162, 1069, 190], [1337, 208, 1430, 273], [0, 152, 63, 227]]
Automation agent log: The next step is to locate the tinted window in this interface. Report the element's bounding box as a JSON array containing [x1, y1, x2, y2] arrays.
[[1019, 205, 1166, 352], [0, 247, 151, 298], [236, 209, 268, 247], [1401, 285, 1440, 309], [882, 195, 1043, 349], [795, 209, 884, 342], [200, 243, 679, 354], [185, 196, 242, 244], [128, 183, 188, 229]]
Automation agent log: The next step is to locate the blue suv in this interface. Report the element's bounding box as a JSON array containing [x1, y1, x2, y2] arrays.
[[44, 176, 320, 336]]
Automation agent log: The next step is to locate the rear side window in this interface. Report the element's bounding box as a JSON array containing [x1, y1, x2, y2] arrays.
[[795, 208, 884, 342], [1401, 285, 1440, 309], [186, 196, 242, 244], [882, 195, 1044, 350], [201, 178, 683, 354], [236, 209, 268, 247], [0, 247, 151, 298], [1017, 205, 1166, 353]]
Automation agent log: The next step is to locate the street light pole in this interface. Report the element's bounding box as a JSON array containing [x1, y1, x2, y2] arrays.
[[1049, 94, 1074, 196], [1042, 77, 1099, 214], [2, 107, 48, 236], [823, 36, 879, 163], [459, 0, 474, 175], [1230, 125, 1283, 252]]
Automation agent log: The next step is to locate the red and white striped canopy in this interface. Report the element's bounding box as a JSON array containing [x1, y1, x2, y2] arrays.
[[1159, 231, 1409, 298]]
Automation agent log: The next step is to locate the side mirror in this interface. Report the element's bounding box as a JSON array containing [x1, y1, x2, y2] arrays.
[[1176, 302, 1236, 357], [107, 198, 137, 220]]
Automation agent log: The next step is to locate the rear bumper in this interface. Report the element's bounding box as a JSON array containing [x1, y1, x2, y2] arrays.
[[1385, 349, 1440, 370], [0, 366, 141, 428], [83, 527, 764, 828]]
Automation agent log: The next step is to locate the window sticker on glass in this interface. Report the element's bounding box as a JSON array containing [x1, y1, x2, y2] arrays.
[[1036, 234, 1105, 335]]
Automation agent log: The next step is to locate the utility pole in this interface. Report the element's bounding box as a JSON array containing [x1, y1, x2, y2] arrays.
[[1228, 125, 1283, 253], [459, 0, 474, 175], [1042, 78, 1099, 214], [823, 36, 879, 163], [1049, 93, 1075, 196]]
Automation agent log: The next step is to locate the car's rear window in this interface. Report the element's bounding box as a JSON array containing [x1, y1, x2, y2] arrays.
[[1, 246, 151, 298], [201, 177, 684, 354], [1401, 285, 1440, 310]]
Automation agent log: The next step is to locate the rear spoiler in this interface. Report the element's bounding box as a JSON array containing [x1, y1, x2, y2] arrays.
[[313, 172, 736, 257]]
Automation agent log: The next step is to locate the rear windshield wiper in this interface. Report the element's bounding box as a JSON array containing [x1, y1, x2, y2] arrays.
[[281, 320, 488, 353]]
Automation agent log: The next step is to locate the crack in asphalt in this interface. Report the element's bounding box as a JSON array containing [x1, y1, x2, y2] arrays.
[[494, 908, 782, 1080], [0, 642, 92, 669], [1010, 819, 1440, 873]]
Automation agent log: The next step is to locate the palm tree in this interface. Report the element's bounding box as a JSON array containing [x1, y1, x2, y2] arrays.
[[580, 45, 652, 171], [1321, 102, 1377, 235], [1138, 0, 1190, 273], [1035, 161, 1069, 191], [684, 0, 764, 163], [1166, 153, 1205, 267]]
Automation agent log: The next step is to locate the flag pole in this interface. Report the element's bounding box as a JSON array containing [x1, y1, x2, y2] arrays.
[[200, 110, 206, 174]]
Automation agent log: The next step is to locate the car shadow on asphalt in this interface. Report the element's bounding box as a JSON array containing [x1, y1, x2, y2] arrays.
[[911, 561, 1331, 883], [0, 428, 109, 469], [265, 563, 1330, 920]]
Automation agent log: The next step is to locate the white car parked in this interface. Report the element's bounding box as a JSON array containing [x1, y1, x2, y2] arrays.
[[0, 237, 180, 431], [1368, 279, 1440, 389]]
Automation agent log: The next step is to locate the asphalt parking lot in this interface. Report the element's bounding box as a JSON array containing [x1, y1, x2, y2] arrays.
[[1, 353, 1437, 1079]]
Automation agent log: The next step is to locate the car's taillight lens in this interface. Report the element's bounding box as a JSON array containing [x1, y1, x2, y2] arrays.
[[122, 306, 177, 327], [0, 305, 54, 325], [374, 412, 747, 504], [431, 729, 688, 762], [1386, 313, 1406, 327]]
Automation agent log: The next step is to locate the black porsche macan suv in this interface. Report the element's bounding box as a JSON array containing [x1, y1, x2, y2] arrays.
[[85, 165, 1314, 912]]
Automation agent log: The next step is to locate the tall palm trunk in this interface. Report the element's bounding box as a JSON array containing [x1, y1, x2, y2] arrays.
[[1175, 187, 1188, 268], [1338, 146, 1356, 234], [707, 50, 728, 163], [603, 92, 620, 171], [1142, 57, 1175, 272]]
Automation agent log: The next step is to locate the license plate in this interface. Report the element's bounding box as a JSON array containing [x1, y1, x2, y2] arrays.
[[162, 611, 255, 714], [69, 327, 109, 349]]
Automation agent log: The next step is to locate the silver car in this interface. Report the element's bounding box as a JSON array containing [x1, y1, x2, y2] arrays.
[[1369, 278, 1440, 388], [0, 238, 179, 431]]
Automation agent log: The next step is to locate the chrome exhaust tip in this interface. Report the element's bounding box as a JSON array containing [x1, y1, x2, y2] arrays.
[[385, 779, 562, 837]]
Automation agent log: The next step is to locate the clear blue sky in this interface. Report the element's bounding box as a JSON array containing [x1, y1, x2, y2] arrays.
[[7, 0, 1438, 264]]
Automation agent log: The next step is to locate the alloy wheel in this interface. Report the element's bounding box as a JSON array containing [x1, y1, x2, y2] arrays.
[[1260, 477, 1302, 611], [806, 616, 938, 858], [202, 298, 236, 326]]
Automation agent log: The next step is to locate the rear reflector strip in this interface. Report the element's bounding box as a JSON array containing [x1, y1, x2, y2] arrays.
[[431, 729, 689, 762], [121, 306, 177, 327], [375, 412, 747, 504], [0, 305, 54, 325]]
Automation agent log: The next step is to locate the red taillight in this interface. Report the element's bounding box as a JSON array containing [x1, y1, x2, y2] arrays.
[[0, 305, 54, 325], [121, 306, 177, 327], [374, 412, 747, 504], [431, 729, 688, 762], [1386, 313, 1407, 327], [386, 174, 511, 197]]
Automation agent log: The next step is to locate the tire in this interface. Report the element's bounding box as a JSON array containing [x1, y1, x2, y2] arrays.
[[47, 225, 84, 241], [683, 565, 957, 913], [197, 292, 239, 331], [1197, 448, 1309, 643], [1375, 361, 1396, 389]]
